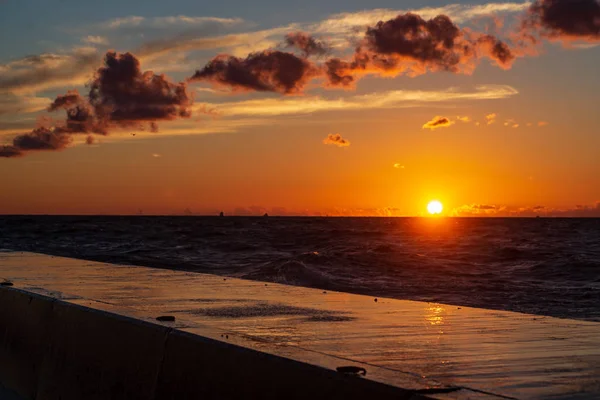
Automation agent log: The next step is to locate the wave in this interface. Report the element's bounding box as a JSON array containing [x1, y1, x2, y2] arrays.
[[1, 215, 599, 321]]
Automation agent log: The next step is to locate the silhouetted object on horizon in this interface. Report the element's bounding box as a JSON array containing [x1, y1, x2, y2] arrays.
[[264, 213, 269, 217], [336, 366, 367, 376], [156, 315, 176, 322], [219, 211, 224, 217], [1, 281, 14, 287]]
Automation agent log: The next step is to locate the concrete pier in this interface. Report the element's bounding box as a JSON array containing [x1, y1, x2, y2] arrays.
[[1, 252, 599, 399]]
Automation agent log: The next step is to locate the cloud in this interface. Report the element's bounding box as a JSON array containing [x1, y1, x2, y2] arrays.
[[152, 153, 162, 158], [48, 89, 105, 134], [82, 35, 109, 45], [323, 133, 350, 147], [0, 145, 23, 158], [452, 202, 600, 217], [41, 52, 193, 135], [2, 51, 195, 158], [137, 26, 292, 61], [0, 93, 52, 115], [523, 0, 600, 43], [324, 13, 517, 87], [0, 48, 101, 94], [538, 121, 549, 126], [422, 116, 455, 130], [193, 85, 518, 117], [5, 2, 589, 98], [104, 16, 145, 29], [284, 32, 330, 57], [486, 112, 498, 124], [102, 2, 527, 62], [457, 116, 471, 122], [0, 127, 72, 158], [188, 50, 320, 94], [102, 15, 244, 30], [311, 2, 532, 34], [393, 163, 405, 168], [452, 203, 506, 216], [90, 52, 192, 127], [0, 24, 282, 94]]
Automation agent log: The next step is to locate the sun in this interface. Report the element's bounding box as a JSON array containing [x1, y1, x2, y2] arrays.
[[427, 200, 443, 215]]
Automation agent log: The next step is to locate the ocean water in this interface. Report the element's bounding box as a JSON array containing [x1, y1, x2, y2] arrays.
[[1, 216, 599, 321]]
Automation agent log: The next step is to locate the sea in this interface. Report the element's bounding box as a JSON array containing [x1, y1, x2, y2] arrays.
[[1, 216, 599, 322]]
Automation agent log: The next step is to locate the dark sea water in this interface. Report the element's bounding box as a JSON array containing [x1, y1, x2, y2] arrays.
[[1, 216, 599, 321]]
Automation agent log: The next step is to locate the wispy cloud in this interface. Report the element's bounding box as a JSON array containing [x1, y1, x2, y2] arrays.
[[102, 15, 244, 30], [137, 26, 293, 61], [0, 47, 101, 94], [194, 85, 518, 117], [105, 16, 145, 29], [310, 2, 531, 34], [82, 35, 109, 45], [194, 85, 519, 117], [0, 93, 52, 115]]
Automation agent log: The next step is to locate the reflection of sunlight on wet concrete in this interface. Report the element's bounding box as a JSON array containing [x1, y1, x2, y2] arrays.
[[426, 305, 445, 328], [3, 252, 600, 400]]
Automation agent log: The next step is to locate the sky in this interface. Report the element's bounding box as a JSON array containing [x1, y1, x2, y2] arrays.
[[1, 0, 599, 216]]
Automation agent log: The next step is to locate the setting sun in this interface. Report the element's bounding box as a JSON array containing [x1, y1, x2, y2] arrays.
[[427, 200, 443, 215]]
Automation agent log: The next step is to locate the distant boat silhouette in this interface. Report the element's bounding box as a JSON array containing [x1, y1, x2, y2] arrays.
[[263, 213, 269, 217], [219, 211, 224, 217]]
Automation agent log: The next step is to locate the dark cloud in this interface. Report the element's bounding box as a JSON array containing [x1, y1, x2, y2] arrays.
[[90, 52, 192, 127], [44, 52, 193, 134], [524, 0, 600, 42], [12, 127, 71, 150], [324, 54, 369, 88], [189, 50, 320, 94], [48, 90, 106, 134], [2, 51, 195, 158], [326, 13, 516, 86], [0, 127, 72, 158], [475, 34, 516, 69], [422, 116, 454, 130], [0, 145, 23, 158], [284, 32, 330, 57], [323, 133, 350, 147], [364, 14, 470, 71]]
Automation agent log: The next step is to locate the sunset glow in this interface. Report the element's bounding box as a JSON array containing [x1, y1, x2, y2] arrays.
[[0, 0, 599, 216]]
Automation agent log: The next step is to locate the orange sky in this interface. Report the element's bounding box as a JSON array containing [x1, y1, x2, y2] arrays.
[[1, 1, 600, 216]]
